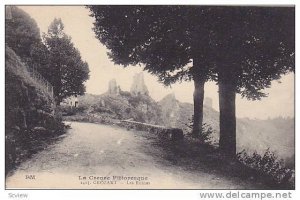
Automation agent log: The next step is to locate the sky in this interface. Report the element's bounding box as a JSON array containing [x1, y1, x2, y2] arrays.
[[18, 5, 295, 119]]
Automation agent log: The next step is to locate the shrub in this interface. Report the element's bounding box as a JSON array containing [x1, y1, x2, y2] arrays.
[[237, 148, 294, 187], [128, 95, 142, 108], [92, 105, 113, 114], [191, 123, 214, 145], [60, 105, 87, 116], [185, 116, 214, 145]]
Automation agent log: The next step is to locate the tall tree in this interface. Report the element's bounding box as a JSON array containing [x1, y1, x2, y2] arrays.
[[5, 6, 52, 80], [43, 18, 90, 105], [209, 7, 295, 157], [88, 6, 215, 137], [5, 6, 41, 65], [89, 6, 294, 158]]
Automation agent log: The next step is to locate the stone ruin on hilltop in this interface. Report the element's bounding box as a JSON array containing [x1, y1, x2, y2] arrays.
[[130, 72, 149, 96], [107, 73, 149, 96], [107, 79, 120, 95]]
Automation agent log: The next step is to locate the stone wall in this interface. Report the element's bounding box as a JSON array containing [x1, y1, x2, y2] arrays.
[[119, 120, 183, 141]]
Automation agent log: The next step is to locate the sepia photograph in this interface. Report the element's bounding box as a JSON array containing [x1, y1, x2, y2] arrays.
[[4, 5, 295, 190]]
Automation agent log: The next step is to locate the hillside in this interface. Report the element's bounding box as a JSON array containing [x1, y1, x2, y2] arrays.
[[5, 47, 65, 175], [92, 91, 162, 124], [64, 74, 162, 125], [69, 91, 162, 125], [237, 117, 294, 163]]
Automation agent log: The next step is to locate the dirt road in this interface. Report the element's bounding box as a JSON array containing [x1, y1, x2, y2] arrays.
[[6, 122, 261, 189]]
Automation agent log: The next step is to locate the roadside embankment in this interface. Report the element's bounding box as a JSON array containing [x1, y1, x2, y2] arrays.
[[5, 47, 66, 175]]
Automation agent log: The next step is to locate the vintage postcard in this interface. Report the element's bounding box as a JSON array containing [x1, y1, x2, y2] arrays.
[[5, 5, 295, 190]]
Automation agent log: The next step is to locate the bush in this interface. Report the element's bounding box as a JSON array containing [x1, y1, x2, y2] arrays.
[[199, 124, 214, 144], [60, 105, 87, 116], [185, 116, 214, 145], [92, 105, 113, 114], [237, 148, 294, 187]]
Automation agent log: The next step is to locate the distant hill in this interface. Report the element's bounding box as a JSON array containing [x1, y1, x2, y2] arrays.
[[237, 117, 294, 160]]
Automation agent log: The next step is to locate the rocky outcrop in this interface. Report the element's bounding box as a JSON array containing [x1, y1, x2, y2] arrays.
[[130, 73, 149, 95], [159, 93, 180, 127], [92, 93, 162, 125]]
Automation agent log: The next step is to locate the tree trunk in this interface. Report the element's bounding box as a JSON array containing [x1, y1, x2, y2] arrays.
[[190, 21, 209, 138], [219, 81, 236, 158], [192, 77, 205, 137]]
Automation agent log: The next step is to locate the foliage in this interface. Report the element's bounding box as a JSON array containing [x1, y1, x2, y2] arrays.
[[237, 148, 294, 187], [210, 7, 295, 157], [88, 5, 215, 84], [5, 46, 52, 101], [6, 8, 90, 105], [92, 106, 114, 115], [60, 105, 88, 116], [29, 42, 51, 76], [208, 7, 295, 99], [5, 6, 50, 77], [127, 94, 152, 108], [88, 6, 216, 137], [88, 6, 294, 97], [43, 18, 90, 104], [185, 116, 214, 145], [5, 6, 41, 63], [88, 6, 295, 147]]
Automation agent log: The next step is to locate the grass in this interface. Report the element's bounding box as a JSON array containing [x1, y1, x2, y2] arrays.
[[237, 149, 294, 189]]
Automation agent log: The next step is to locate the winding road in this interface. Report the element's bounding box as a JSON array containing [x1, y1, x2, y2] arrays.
[[6, 122, 261, 189]]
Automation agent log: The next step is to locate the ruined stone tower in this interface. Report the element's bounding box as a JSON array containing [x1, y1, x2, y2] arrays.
[[108, 79, 120, 95], [130, 73, 149, 96]]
